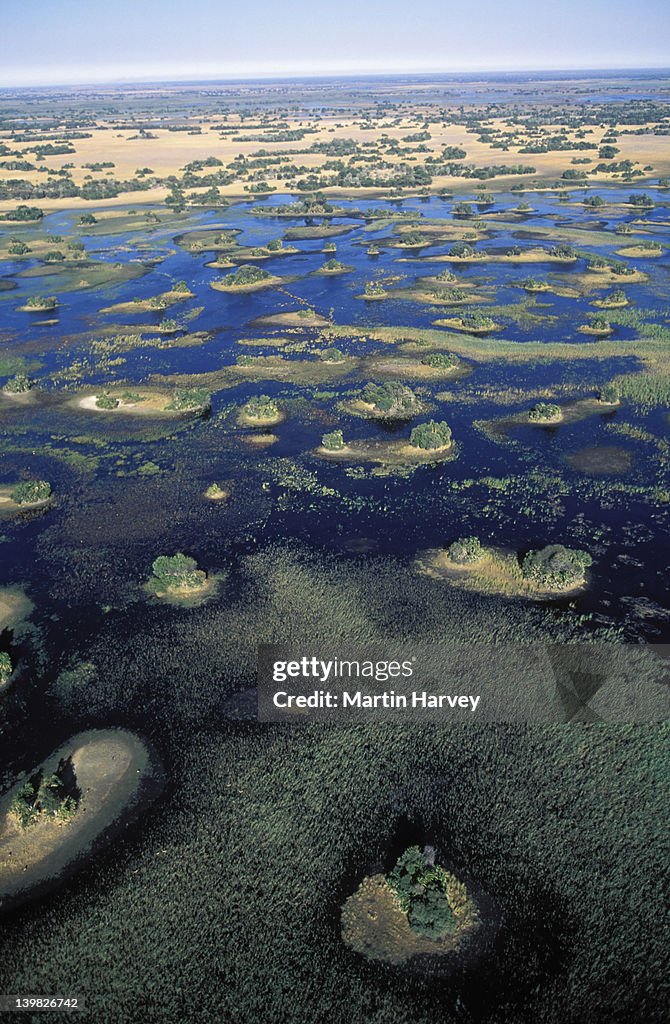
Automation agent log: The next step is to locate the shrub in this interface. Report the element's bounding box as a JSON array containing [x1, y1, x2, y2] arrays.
[[322, 259, 345, 271], [528, 402, 561, 422], [4, 373, 31, 393], [168, 388, 211, 412], [150, 553, 206, 591], [321, 348, 345, 362], [95, 392, 119, 409], [363, 281, 386, 296], [421, 352, 458, 369], [448, 536, 483, 564], [599, 382, 621, 404], [171, 280, 191, 293], [4, 205, 43, 221], [10, 763, 79, 829], [10, 479, 51, 505], [449, 241, 475, 258], [322, 430, 345, 450], [25, 295, 57, 310], [0, 651, 12, 686], [361, 381, 419, 417], [521, 545, 592, 588], [243, 395, 279, 419], [388, 846, 456, 939], [409, 420, 452, 450], [228, 265, 271, 286]]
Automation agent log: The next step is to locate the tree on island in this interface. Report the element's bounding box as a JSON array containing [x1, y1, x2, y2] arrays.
[[320, 347, 345, 363], [25, 295, 58, 310], [363, 281, 387, 297], [421, 352, 458, 369], [95, 391, 119, 409], [168, 388, 211, 412], [228, 264, 272, 286], [448, 536, 483, 564], [521, 545, 592, 589], [361, 381, 419, 418], [322, 258, 346, 271], [243, 394, 279, 419], [149, 553, 207, 592], [10, 760, 79, 828], [79, 213, 97, 225], [10, 480, 51, 505], [409, 420, 452, 450], [4, 373, 32, 393], [528, 402, 561, 422], [322, 429, 345, 450], [388, 846, 457, 939]]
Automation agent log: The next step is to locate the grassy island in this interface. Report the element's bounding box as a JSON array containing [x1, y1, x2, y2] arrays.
[[74, 386, 210, 416], [316, 259, 352, 275], [434, 313, 500, 334], [100, 282, 194, 315], [0, 730, 163, 909], [341, 845, 479, 966], [416, 542, 590, 599]]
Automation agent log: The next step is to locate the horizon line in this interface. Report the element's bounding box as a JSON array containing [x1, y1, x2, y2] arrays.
[[1, 63, 670, 90]]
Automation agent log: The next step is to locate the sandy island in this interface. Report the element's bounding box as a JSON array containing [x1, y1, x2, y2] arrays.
[[415, 547, 587, 600], [0, 729, 164, 911]]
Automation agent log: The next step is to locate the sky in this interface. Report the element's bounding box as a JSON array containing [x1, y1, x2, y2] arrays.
[[0, 0, 668, 87]]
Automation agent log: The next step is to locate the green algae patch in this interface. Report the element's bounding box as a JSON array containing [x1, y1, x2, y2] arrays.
[[0, 729, 164, 911]]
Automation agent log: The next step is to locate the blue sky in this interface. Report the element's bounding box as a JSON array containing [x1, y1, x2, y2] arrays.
[[1, 0, 668, 86]]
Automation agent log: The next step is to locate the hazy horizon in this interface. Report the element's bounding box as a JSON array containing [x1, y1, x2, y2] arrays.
[[1, 0, 668, 89]]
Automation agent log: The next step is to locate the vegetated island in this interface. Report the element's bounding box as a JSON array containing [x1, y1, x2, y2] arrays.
[[203, 483, 230, 502], [144, 552, 220, 607], [318, 419, 457, 467], [210, 264, 283, 293], [237, 394, 285, 427], [17, 295, 59, 313], [341, 845, 479, 966], [100, 281, 194, 315], [416, 539, 591, 599], [342, 381, 424, 421], [0, 480, 52, 513], [73, 386, 211, 416], [0, 729, 164, 911]]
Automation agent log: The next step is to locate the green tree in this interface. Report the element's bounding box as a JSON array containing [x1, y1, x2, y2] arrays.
[[409, 420, 452, 450]]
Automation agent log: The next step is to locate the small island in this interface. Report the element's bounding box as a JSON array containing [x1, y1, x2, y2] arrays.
[[341, 845, 479, 966], [528, 402, 563, 425], [237, 394, 285, 427], [211, 264, 282, 293], [17, 295, 59, 313], [145, 552, 219, 606], [344, 381, 423, 421], [75, 386, 211, 416], [416, 541, 591, 599], [203, 483, 230, 502], [315, 258, 352, 275], [0, 730, 164, 910], [434, 313, 500, 334], [0, 480, 52, 512]]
